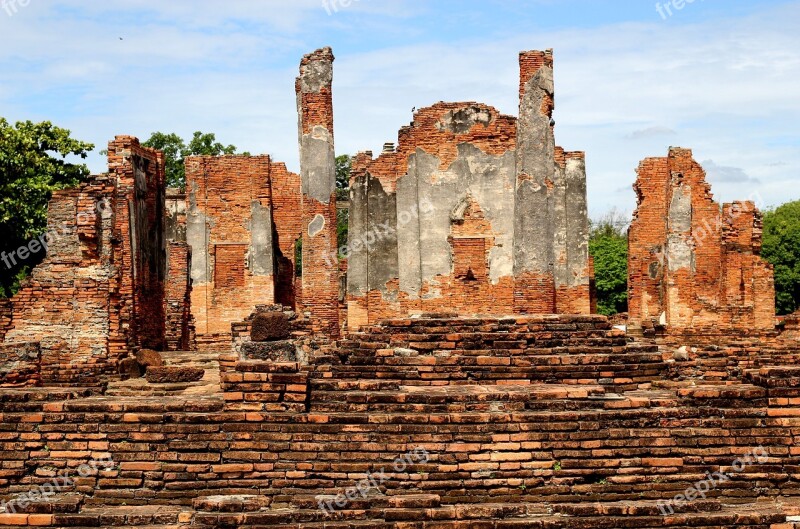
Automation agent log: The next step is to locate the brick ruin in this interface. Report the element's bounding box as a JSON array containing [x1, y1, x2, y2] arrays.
[[628, 147, 776, 335], [0, 136, 195, 386], [0, 48, 799, 529], [347, 50, 593, 330], [182, 156, 302, 347]]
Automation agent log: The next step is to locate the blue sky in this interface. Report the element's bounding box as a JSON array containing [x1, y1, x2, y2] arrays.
[[0, 0, 798, 218]]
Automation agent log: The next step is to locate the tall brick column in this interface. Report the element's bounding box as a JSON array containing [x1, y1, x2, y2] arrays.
[[296, 47, 340, 336], [514, 49, 557, 313]]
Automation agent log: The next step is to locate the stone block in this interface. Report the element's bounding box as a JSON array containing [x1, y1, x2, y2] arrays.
[[251, 312, 290, 342]]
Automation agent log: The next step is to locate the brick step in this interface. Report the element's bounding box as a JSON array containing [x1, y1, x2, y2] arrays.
[[312, 363, 664, 392], [105, 351, 222, 398], [310, 384, 614, 412], [338, 339, 631, 352], [189, 499, 787, 528], [338, 351, 665, 364], [0, 388, 94, 412]]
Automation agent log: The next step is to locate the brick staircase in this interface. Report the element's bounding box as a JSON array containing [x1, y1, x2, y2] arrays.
[[327, 315, 666, 392], [2, 315, 800, 528]]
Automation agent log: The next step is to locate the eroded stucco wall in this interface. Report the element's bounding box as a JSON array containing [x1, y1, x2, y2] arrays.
[[346, 49, 593, 329]]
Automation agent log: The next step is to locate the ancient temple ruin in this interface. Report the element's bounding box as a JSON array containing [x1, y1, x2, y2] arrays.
[[347, 50, 593, 329], [0, 47, 798, 529]]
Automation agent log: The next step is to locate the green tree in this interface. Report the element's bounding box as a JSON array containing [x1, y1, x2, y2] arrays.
[[0, 118, 93, 297], [141, 132, 185, 189], [335, 154, 351, 190], [142, 131, 244, 190], [762, 200, 800, 315], [335, 154, 352, 253], [589, 209, 629, 316]]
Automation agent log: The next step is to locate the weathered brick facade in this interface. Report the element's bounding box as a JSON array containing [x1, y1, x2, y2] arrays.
[[346, 50, 592, 330], [1, 137, 192, 385], [184, 156, 303, 343], [628, 147, 776, 333]]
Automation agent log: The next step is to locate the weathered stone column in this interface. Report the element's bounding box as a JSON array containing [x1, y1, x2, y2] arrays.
[[514, 49, 557, 313], [296, 47, 340, 336], [563, 151, 592, 314]]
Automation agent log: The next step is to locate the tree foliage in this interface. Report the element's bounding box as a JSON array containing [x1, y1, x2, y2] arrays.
[[142, 131, 243, 190], [335, 154, 351, 253], [762, 200, 800, 315], [589, 209, 629, 316], [335, 154, 351, 190], [0, 118, 93, 297]]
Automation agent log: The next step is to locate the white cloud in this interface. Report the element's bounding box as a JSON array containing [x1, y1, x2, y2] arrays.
[[625, 126, 677, 140], [0, 1, 797, 217], [701, 160, 759, 184]]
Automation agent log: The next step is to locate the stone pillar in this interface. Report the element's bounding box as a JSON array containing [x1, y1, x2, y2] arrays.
[[514, 49, 557, 313], [563, 151, 592, 314], [296, 47, 340, 336]]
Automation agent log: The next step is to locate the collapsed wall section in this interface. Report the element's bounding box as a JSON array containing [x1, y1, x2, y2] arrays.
[[296, 47, 340, 336], [628, 147, 776, 333]]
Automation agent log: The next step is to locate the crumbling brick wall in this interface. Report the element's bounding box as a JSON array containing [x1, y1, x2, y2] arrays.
[[3, 177, 117, 384], [164, 241, 194, 351], [0, 299, 11, 342], [269, 163, 303, 310], [107, 136, 168, 355], [628, 147, 776, 333], [346, 49, 593, 330], [1, 137, 181, 383]]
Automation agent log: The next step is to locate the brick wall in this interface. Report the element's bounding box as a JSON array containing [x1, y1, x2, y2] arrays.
[[164, 241, 194, 351], [185, 156, 278, 337], [0, 342, 40, 386], [107, 136, 167, 354], [269, 163, 303, 309], [0, 299, 11, 342], [3, 178, 117, 385], [628, 148, 776, 333], [1, 137, 171, 384]]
